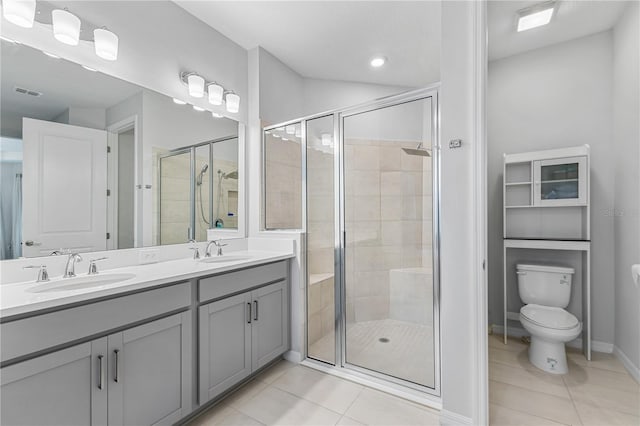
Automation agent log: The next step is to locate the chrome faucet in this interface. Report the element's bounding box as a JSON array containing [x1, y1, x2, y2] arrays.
[[206, 239, 228, 257], [64, 253, 83, 278], [189, 239, 200, 259]]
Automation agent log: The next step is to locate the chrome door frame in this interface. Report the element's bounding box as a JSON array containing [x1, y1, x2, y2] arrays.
[[337, 86, 441, 396]]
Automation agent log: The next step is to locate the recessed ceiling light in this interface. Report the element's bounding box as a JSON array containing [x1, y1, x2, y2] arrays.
[[517, 1, 556, 32], [42, 51, 60, 59], [192, 105, 205, 112], [173, 98, 187, 105], [81, 65, 97, 72], [370, 56, 387, 68]]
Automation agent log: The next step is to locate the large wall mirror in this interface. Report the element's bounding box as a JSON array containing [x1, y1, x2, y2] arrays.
[[0, 40, 242, 259]]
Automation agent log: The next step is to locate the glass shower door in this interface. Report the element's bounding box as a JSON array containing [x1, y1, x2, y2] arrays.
[[342, 97, 437, 389]]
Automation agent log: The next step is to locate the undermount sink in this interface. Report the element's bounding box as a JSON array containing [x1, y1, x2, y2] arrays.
[[198, 255, 253, 264], [28, 273, 137, 293]]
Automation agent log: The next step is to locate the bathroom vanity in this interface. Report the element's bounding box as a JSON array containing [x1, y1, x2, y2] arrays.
[[0, 252, 292, 425]]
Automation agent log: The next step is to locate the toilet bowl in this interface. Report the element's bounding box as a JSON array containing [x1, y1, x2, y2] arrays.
[[520, 304, 581, 374], [516, 264, 580, 374]]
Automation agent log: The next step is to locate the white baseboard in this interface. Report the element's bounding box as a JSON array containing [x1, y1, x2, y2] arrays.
[[491, 324, 614, 353], [283, 350, 303, 363], [613, 346, 640, 384], [440, 409, 473, 425]]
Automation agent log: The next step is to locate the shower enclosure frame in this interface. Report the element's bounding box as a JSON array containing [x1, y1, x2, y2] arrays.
[[262, 85, 441, 398], [158, 134, 238, 243]]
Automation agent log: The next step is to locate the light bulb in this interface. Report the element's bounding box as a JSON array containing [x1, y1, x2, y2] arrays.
[[2, 0, 36, 28], [187, 74, 205, 98], [208, 83, 224, 105], [94, 28, 119, 61], [225, 92, 240, 113], [52, 9, 81, 46]]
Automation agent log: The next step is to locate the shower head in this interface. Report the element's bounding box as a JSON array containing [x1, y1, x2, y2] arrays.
[[196, 164, 209, 185], [218, 169, 239, 180], [402, 143, 431, 157]]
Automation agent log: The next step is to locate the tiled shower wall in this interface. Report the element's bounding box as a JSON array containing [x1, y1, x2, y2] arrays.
[[343, 138, 433, 325]]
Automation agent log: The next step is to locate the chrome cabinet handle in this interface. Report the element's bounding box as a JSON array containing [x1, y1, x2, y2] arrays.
[[114, 349, 120, 382], [97, 355, 104, 390], [254, 300, 258, 321], [247, 303, 252, 324]]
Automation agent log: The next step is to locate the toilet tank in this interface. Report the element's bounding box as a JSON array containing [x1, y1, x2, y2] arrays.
[[516, 264, 575, 308]]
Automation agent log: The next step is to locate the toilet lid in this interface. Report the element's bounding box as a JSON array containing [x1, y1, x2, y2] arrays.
[[520, 304, 579, 330]]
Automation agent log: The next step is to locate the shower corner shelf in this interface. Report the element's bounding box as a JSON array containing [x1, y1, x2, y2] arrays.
[[502, 146, 591, 361]]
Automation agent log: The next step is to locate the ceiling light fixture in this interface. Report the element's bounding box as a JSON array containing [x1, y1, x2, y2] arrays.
[[370, 56, 387, 68], [192, 105, 205, 112], [517, 1, 556, 32], [208, 83, 224, 105], [52, 9, 81, 46], [93, 28, 118, 60], [225, 92, 240, 114], [173, 98, 187, 105], [2, 0, 36, 28]]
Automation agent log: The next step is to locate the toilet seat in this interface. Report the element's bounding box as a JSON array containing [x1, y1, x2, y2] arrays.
[[520, 304, 579, 330]]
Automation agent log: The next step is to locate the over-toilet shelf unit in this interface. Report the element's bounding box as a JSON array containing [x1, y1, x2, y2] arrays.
[[502, 145, 591, 360]]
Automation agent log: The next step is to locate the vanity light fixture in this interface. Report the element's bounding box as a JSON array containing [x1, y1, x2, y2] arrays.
[[81, 65, 97, 72], [93, 28, 118, 61], [370, 56, 387, 68], [173, 98, 187, 105], [516, 1, 556, 32], [211, 112, 223, 118], [192, 105, 205, 112], [225, 92, 240, 114], [2, 0, 36, 28], [208, 83, 224, 105], [52, 9, 81, 46], [187, 74, 205, 98]]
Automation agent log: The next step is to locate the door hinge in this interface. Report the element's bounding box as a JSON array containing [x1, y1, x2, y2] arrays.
[[107, 189, 111, 196], [106, 233, 111, 240], [107, 146, 111, 153]]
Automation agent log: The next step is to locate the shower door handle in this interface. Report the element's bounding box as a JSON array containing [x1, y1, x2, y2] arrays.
[[24, 240, 41, 247]]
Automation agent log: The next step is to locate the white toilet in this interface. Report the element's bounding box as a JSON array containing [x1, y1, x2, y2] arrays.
[[517, 264, 582, 374]]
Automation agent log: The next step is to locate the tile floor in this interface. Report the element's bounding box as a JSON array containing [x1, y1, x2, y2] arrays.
[[309, 319, 435, 388], [489, 334, 640, 426], [188, 335, 639, 426], [187, 360, 441, 426]]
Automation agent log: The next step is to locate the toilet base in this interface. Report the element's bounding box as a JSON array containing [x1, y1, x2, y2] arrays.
[[528, 337, 568, 374]]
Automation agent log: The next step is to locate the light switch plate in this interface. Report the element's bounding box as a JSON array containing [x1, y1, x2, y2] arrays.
[[139, 248, 160, 264]]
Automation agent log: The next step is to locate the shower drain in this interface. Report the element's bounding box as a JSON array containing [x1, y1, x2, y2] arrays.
[[378, 337, 390, 343]]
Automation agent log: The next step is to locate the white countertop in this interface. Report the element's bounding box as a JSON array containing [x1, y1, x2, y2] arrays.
[[1, 250, 294, 319]]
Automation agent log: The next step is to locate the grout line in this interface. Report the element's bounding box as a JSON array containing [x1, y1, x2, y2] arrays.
[[489, 401, 571, 426], [562, 375, 587, 426]]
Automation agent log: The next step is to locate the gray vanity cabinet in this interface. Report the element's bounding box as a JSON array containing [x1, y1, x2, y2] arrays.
[[0, 339, 108, 426], [107, 311, 192, 426], [199, 278, 288, 404]]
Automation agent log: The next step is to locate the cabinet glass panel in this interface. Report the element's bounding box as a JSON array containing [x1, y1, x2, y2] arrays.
[[540, 162, 579, 200]]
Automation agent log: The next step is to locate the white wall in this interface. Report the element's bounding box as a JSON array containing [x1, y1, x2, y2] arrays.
[[613, 2, 640, 375], [487, 32, 615, 345], [440, 1, 484, 423], [1, 1, 248, 122], [54, 108, 107, 130]]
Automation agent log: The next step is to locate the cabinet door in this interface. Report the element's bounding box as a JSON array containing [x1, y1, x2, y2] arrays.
[[199, 292, 252, 404], [252, 280, 289, 371], [107, 312, 191, 426], [1, 339, 108, 426]]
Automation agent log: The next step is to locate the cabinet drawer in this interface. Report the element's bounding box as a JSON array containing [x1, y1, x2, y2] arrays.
[[199, 261, 287, 303], [1, 282, 191, 364]]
